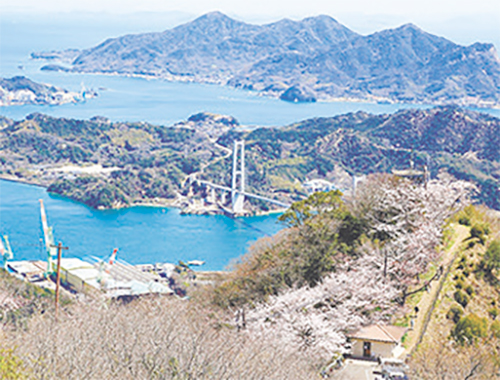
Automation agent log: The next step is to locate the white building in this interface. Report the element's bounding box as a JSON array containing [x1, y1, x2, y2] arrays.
[[302, 179, 336, 195], [347, 324, 407, 359]]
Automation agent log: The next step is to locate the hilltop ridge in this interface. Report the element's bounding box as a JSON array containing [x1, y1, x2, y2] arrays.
[[0, 106, 499, 211], [32, 12, 500, 108]]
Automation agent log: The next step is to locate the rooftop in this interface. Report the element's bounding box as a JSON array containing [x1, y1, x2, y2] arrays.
[[347, 324, 407, 343]]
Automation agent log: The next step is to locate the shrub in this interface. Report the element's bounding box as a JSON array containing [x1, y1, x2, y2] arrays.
[[481, 223, 491, 236], [446, 305, 464, 324], [464, 285, 474, 296], [452, 314, 488, 345], [454, 291, 469, 308], [470, 225, 485, 239], [458, 216, 471, 226], [491, 320, 500, 339], [488, 308, 499, 320], [0, 348, 27, 379], [470, 225, 488, 245], [480, 240, 500, 275], [4, 298, 317, 379]]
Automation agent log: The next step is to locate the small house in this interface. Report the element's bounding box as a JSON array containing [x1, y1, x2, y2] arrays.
[[347, 324, 407, 359]]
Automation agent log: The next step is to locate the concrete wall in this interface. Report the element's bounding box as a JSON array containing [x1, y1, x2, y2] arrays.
[[61, 269, 84, 292], [351, 339, 399, 359], [61, 268, 98, 293]]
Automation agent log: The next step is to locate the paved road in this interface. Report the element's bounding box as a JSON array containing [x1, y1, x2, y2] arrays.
[[334, 359, 379, 380]]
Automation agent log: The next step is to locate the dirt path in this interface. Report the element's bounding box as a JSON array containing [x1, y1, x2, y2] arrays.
[[403, 223, 469, 354]]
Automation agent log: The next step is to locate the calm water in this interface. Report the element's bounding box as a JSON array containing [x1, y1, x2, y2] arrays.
[[1, 14, 499, 269], [2, 13, 498, 125], [0, 179, 284, 270]]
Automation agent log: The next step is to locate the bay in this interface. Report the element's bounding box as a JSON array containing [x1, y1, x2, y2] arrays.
[[1, 13, 499, 126], [1, 13, 499, 270], [0, 179, 283, 271]]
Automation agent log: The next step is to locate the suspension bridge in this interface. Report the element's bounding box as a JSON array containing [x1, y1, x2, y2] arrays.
[[195, 140, 291, 214]]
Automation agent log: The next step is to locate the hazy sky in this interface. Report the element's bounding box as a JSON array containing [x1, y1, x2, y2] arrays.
[[3, 0, 499, 18], [2, 0, 499, 46]]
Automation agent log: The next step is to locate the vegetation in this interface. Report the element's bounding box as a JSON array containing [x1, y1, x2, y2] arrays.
[[409, 205, 500, 378], [409, 332, 499, 379], [452, 313, 489, 344], [0, 268, 57, 329], [454, 290, 469, 308], [210, 174, 474, 354], [2, 175, 500, 377], [41, 12, 500, 108], [1, 106, 499, 212], [0, 112, 230, 210], [480, 239, 500, 276], [3, 298, 318, 379], [213, 190, 367, 307], [0, 349, 28, 380], [446, 305, 463, 323]]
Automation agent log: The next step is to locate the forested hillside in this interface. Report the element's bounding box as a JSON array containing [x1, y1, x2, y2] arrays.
[[34, 12, 500, 107], [0, 106, 499, 211], [2, 175, 499, 378]]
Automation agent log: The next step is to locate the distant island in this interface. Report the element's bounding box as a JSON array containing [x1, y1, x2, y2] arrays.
[[0, 76, 96, 106], [32, 12, 500, 108], [0, 106, 499, 212]]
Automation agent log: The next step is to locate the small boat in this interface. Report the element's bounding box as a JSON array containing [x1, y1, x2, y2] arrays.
[[187, 260, 205, 266]]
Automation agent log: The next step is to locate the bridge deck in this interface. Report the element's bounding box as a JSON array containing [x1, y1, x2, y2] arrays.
[[198, 180, 291, 208]]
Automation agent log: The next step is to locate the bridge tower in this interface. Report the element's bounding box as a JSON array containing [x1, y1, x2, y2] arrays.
[[231, 140, 245, 213]]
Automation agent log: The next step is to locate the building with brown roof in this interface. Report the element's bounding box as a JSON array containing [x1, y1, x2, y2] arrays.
[[347, 324, 407, 359]]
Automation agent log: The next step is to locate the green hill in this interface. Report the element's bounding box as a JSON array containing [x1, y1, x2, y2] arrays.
[[0, 106, 499, 211]]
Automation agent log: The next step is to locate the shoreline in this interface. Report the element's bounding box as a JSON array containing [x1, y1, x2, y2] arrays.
[[0, 175, 285, 217], [34, 65, 500, 111], [0, 174, 46, 189]]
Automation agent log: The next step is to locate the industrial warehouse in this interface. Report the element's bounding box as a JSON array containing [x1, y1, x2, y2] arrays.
[[2, 200, 176, 300]]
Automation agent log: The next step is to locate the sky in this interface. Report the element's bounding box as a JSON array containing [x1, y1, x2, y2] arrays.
[[1, 0, 500, 47], [3, 0, 499, 18]]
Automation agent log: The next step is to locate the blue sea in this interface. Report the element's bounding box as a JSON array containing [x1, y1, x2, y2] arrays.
[[0, 179, 284, 271], [2, 13, 499, 126], [0, 13, 498, 269]]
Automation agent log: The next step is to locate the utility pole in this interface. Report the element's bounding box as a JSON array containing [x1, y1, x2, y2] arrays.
[[51, 242, 68, 320]]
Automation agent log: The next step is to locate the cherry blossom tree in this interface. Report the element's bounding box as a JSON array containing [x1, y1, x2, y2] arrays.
[[354, 173, 475, 294], [241, 174, 475, 357], [246, 261, 399, 357]]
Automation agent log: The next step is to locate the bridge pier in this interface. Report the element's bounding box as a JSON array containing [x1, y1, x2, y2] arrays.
[[208, 186, 216, 204], [192, 139, 291, 214], [231, 140, 245, 214]]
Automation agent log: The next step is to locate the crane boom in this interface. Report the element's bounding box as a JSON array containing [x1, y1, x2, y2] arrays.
[[0, 237, 4, 269], [39, 199, 57, 274], [109, 248, 118, 265], [0, 235, 13, 269]]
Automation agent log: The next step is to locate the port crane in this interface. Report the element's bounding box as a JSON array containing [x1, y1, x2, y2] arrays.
[[36, 202, 172, 297], [0, 235, 13, 269], [39, 199, 58, 276]]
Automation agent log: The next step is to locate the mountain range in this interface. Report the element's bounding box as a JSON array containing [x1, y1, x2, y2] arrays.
[[33, 12, 500, 107], [0, 106, 499, 211]]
